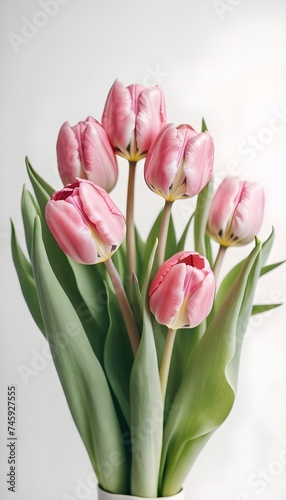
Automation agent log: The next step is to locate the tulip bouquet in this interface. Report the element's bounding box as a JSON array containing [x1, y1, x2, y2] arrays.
[[11, 80, 283, 499]]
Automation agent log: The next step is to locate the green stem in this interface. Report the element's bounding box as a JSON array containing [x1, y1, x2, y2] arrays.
[[212, 245, 227, 281], [157, 200, 173, 267], [160, 328, 177, 402], [105, 258, 140, 356], [126, 161, 137, 290]]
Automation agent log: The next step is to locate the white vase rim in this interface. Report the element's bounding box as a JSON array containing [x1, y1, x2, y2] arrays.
[[97, 485, 184, 500]]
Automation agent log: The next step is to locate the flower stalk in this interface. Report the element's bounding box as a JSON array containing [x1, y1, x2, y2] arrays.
[[157, 200, 173, 267], [104, 257, 140, 356], [126, 161, 137, 289], [212, 245, 227, 281], [160, 328, 177, 402]]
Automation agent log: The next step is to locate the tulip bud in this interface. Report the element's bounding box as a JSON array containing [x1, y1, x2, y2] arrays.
[[45, 179, 126, 265], [102, 79, 167, 161], [149, 251, 215, 330], [206, 176, 265, 246], [144, 124, 214, 201], [56, 116, 118, 192]]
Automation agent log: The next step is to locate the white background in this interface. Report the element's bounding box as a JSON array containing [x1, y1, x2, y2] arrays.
[[1, 1, 286, 499]]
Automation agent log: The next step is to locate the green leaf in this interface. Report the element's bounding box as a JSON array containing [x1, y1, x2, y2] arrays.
[[194, 179, 213, 257], [201, 118, 208, 132], [260, 260, 285, 276], [31, 216, 128, 493], [165, 213, 176, 261], [11, 221, 45, 335], [204, 232, 213, 267], [104, 286, 133, 426], [130, 240, 163, 497], [252, 303, 282, 315], [26, 163, 105, 362], [176, 210, 195, 252], [21, 186, 40, 258], [159, 239, 264, 496], [134, 226, 145, 284], [215, 228, 276, 314], [25, 157, 55, 197]]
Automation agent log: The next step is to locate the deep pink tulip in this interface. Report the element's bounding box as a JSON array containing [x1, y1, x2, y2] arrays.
[[144, 124, 214, 201], [149, 251, 215, 330], [45, 179, 126, 265], [56, 116, 118, 192], [101, 79, 167, 161], [207, 176, 265, 246]]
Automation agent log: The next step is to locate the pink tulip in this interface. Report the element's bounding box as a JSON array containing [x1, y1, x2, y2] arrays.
[[207, 176, 265, 246], [45, 179, 126, 265], [56, 117, 118, 192], [101, 80, 167, 161], [149, 251, 215, 330], [144, 124, 214, 201]]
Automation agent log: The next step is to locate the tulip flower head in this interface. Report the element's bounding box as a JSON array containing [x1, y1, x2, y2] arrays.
[[45, 179, 126, 265], [57, 116, 118, 192], [144, 124, 214, 201], [102, 79, 167, 161], [149, 251, 215, 330], [207, 176, 265, 246]]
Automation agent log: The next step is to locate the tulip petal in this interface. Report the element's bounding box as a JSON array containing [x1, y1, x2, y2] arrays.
[[231, 182, 265, 244], [45, 200, 98, 264], [149, 264, 186, 327], [57, 122, 81, 185], [82, 121, 118, 192], [127, 84, 145, 115], [144, 124, 182, 198], [102, 80, 135, 152], [187, 271, 216, 327], [207, 177, 240, 238], [79, 181, 126, 247], [184, 132, 214, 197], [136, 86, 167, 153]]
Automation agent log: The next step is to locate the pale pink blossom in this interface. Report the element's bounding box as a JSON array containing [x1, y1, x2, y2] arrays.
[[45, 179, 125, 264], [207, 176, 265, 246], [149, 251, 215, 330], [57, 117, 118, 192], [102, 80, 166, 161], [144, 124, 214, 201]]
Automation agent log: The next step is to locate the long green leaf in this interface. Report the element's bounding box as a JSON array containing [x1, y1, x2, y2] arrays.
[[25, 157, 55, 197], [160, 240, 263, 496], [104, 286, 133, 426], [260, 260, 285, 276], [215, 229, 275, 314], [176, 210, 195, 252], [130, 240, 163, 497], [27, 162, 105, 361], [31, 216, 128, 493], [194, 179, 213, 257], [252, 303, 282, 315], [11, 221, 45, 335], [21, 186, 40, 258]]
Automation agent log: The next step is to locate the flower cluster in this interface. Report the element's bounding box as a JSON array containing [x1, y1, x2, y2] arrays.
[[12, 79, 280, 499]]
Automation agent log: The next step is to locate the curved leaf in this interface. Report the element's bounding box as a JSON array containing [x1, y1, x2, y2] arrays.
[[31, 216, 128, 493], [130, 240, 163, 497], [26, 162, 105, 361], [11, 221, 45, 335], [104, 286, 133, 426], [21, 186, 40, 258], [252, 303, 282, 315], [160, 240, 263, 496], [194, 179, 213, 257]]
